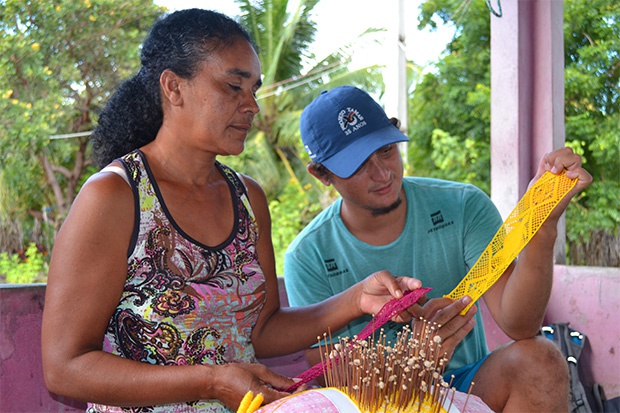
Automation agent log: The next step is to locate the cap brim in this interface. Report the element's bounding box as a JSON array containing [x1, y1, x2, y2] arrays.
[[321, 125, 409, 178]]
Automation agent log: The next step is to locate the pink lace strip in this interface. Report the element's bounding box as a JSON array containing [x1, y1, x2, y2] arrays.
[[284, 287, 432, 392]]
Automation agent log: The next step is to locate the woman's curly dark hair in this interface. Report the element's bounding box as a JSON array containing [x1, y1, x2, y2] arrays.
[[91, 9, 256, 168]]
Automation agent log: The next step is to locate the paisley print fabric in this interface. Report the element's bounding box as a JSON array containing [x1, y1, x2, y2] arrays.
[[88, 150, 266, 413]]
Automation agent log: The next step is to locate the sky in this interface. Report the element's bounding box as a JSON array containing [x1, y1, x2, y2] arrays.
[[153, 0, 455, 70]]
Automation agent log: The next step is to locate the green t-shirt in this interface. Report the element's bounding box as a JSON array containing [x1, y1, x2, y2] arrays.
[[284, 177, 503, 375]]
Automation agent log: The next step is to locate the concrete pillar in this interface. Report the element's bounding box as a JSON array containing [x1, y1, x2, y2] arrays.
[[384, 0, 408, 162], [490, 0, 566, 262]]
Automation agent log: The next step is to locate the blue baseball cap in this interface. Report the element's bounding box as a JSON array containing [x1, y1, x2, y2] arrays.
[[300, 85, 409, 178]]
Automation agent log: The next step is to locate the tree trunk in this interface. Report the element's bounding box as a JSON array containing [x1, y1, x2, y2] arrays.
[[568, 229, 620, 267], [37, 137, 90, 238]]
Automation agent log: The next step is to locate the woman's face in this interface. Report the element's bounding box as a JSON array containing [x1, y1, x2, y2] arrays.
[[173, 38, 262, 157]]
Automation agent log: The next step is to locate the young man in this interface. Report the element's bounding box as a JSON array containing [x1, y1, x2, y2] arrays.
[[284, 85, 593, 411]]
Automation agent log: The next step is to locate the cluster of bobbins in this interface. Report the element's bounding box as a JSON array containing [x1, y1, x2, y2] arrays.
[[315, 319, 475, 413]]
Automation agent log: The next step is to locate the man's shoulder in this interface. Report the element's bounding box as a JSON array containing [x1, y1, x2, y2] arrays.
[[403, 176, 487, 199], [403, 177, 491, 208], [404, 176, 476, 190]]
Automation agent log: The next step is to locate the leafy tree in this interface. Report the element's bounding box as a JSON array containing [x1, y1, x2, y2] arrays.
[[0, 0, 391, 280], [410, 0, 619, 266], [223, 0, 386, 273], [0, 242, 48, 284], [0, 0, 164, 252], [227, 0, 384, 198], [563, 0, 620, 266], [408, 0, 491, 193]]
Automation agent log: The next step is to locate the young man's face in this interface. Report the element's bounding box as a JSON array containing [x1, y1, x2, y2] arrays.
[[329, 143, 405, 216]]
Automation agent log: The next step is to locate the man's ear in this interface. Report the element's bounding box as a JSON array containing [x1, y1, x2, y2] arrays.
[[307, 163, 331, 186], [160, 69, 183, 106]]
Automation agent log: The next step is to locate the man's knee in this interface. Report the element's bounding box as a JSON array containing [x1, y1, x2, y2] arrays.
[[500, 335, 570, 405], [473, 336, 570, 411], [506, 336, 569, 379]]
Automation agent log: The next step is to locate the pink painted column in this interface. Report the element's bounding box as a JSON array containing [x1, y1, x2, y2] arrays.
[[490, 0, 567, 261]]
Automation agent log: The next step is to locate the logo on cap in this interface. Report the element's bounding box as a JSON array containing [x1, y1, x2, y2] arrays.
[[338, 107, 367, 136]]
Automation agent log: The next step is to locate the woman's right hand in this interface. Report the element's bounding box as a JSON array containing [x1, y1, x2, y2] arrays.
[[211, 363, 298, 411]]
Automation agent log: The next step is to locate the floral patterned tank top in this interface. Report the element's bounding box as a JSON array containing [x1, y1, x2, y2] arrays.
[[89, 150, 266, 413]]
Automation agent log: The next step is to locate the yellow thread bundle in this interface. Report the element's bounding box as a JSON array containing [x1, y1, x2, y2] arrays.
[[237, 390, 264, 413]]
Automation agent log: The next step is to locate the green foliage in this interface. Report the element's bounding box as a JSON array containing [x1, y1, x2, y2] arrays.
[[412, 0, 619, 265], [428, 128, 489, 193], [408, 0, 491, 190], [226, 0, 387, 266], [3, 0, 617, 280], [563, 0, 620, 254], [269, 179, 322, 276], [234, 0, 325, 200], [0, 0, 385, 281], [234, 0, 385, 201], [0, 0, 164, 252], [0, 243, 49, 284]]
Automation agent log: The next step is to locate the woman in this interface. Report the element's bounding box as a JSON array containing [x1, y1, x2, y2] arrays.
[[41, 9, 421, 412]]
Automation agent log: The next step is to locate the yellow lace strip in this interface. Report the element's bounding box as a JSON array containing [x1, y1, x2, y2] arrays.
[[445, 170, 577, 314]]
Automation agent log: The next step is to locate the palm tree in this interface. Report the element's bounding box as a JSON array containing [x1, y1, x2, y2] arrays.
[[220, 0, 388, 275], [227, 0, 384, 200]]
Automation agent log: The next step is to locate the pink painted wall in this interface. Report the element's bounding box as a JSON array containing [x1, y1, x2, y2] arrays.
[[2, 267, 618, 411], [0, 281, 308, 412], [0, 284, 86, 412], [546, 265, 620, 398], [481, 265, 620, 400]]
